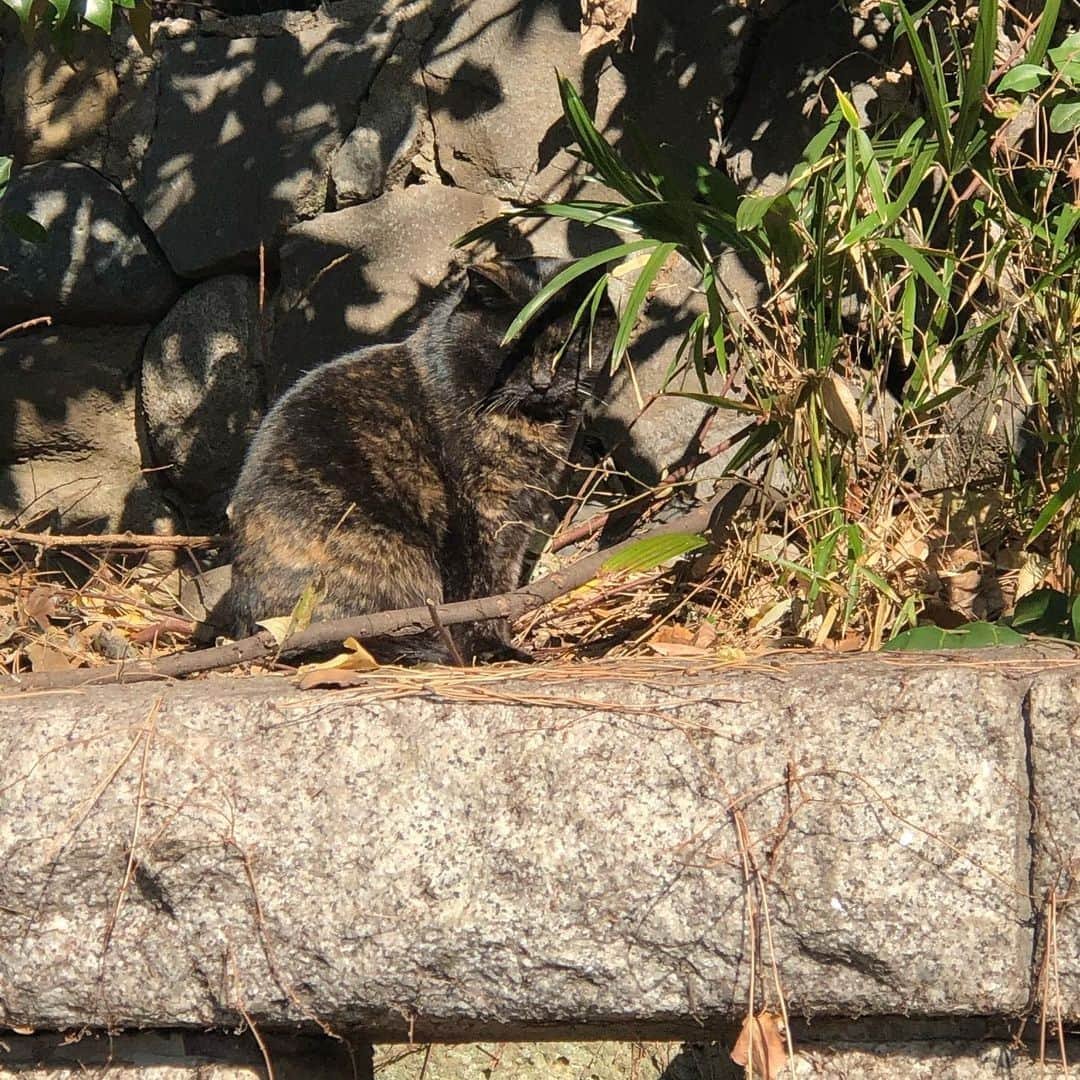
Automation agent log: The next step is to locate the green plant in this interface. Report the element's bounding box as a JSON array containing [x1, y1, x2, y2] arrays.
[[996, 28, 1080, 134], [0, 156, 46, 243], [2, 0, 151, 50], [459, 0, 1079, 650]]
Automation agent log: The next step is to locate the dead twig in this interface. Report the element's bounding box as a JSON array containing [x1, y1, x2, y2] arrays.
[[0, 315, 53, 340], [1, 497, 726, 692], [0, 529, 223, 551], [551, 424, 754, 553], [426, 597, 465, 667]]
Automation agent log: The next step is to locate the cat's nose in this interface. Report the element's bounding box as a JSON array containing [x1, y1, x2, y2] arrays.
[[531, 370, 553, 392]]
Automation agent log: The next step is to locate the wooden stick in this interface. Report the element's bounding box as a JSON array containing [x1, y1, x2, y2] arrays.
[[0, 529, 224, 551], [551, 424, 753, 553], [0, 315, 53, 340], [0, 499, 725, 693]]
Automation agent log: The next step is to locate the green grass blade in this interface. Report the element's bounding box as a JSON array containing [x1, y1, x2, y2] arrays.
[[896, 0, 953, 164], [876, 237, 950, 301], [603, 532, 708, 574], [1028, 471, 1080, 543], [501, 239, 655, 344], [611, 242, 676, 365], [953, 0, 997, 163], [1025, 0, 1062, 65], [557, 75, 653, 204]]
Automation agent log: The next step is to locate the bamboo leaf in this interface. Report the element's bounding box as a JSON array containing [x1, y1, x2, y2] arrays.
[[1028, 471, 1080, 542], [1049, 101, 1080, 134], [603, 532, 708, 574], [882, 621, 1026, 651], [501, 239, 655, 345], [611, 242, 676, 364], [996, 64, 1049, 93], [2, 212, 47, 243], [1025, 0, 1062, 65], [876, 237, 950, 301], [896, 0, 953, 163], [954, 0, 996, 160], [82, 0, 114, 32], [2, 0, 34, 24]]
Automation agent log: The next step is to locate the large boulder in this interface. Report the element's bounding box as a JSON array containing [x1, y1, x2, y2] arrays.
[[141, 275, 266, 521], [0, 326, 173, 533], [0, 22, 157, 195], [422, 0, 747, 202], [131, 3, 405, 277], [0, 659, 1037, 1033], [720, 0, 884, 191], [0, 162, 180, 326], [269, 183, 500, 395]]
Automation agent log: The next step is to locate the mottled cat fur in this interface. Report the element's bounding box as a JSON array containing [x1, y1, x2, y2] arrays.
[[226, 257, 616, 663]]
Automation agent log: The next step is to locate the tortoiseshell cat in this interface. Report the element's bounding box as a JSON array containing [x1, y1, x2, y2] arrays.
[[226, 258, 615, 663]]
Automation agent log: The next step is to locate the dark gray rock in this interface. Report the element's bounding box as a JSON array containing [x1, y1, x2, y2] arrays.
[[423, 0, 747, 202], [0, 657, 1034, 1035], [330, 42, 425, 205], [721, 0, 883, 191], [0, 326, 174, 532], [0, 162, 179, 325], [133, 3, 396, 277], [269, 183, 500, 396], [141, 275, 266, 519]]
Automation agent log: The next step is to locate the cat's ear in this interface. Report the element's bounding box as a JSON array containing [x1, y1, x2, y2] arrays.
[[464, 262, 519, 307]]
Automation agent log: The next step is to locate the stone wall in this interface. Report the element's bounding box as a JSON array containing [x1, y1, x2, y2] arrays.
[[0, 0, 891, 534], [2, 653, 1080, 1076]]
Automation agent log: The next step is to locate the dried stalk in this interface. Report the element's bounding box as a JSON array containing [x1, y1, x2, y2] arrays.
[[1, 498, 725, 693]]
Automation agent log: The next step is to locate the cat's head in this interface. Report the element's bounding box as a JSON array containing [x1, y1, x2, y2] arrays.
[[444, 257, 617, 423]]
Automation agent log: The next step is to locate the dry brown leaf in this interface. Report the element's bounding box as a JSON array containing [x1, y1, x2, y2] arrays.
[[25, 642, 74, 672], [820, 371, 863, 438], [295, 669, 369, 691], [23, 586, 59, 631], [579, 0, 637, 54], [731, 1011, 789, 1078], [651, 624, 695, 645], [692, 621, 717, 649], [647, 642, 709, 657], [297, 636, 379, 674]]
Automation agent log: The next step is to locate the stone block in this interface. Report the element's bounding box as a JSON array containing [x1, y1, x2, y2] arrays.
[[0, 658, 1032, 1035], [141, 275, 266, 520], [0, 162, 179, 325], [1026, 669, 1080, 1021], [132, 4, 395, 276], [269, 183, 500, 395], [0, 325, 173, 532]]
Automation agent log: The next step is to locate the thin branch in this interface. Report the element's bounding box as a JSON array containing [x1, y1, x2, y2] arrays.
[[0, 529, 224, 551], [551, 425, 753, 553], [0, 315, 53, 340], [0, 498, 725, 693]]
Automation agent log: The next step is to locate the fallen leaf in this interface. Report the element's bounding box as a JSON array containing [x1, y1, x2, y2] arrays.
[[647, 642, 709, 657], [256, 616, 294, 647], [579, 0, 637, 54], [731, 1012, 790, 1078], [692, 621, 717, 649], [297, 636, 379, 674], [295, 669, 368, 690], [651, 624, 695, 645], [820, 371, 863, 438], [23, 586, 59, 631], [25, 642, 73, 672]]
